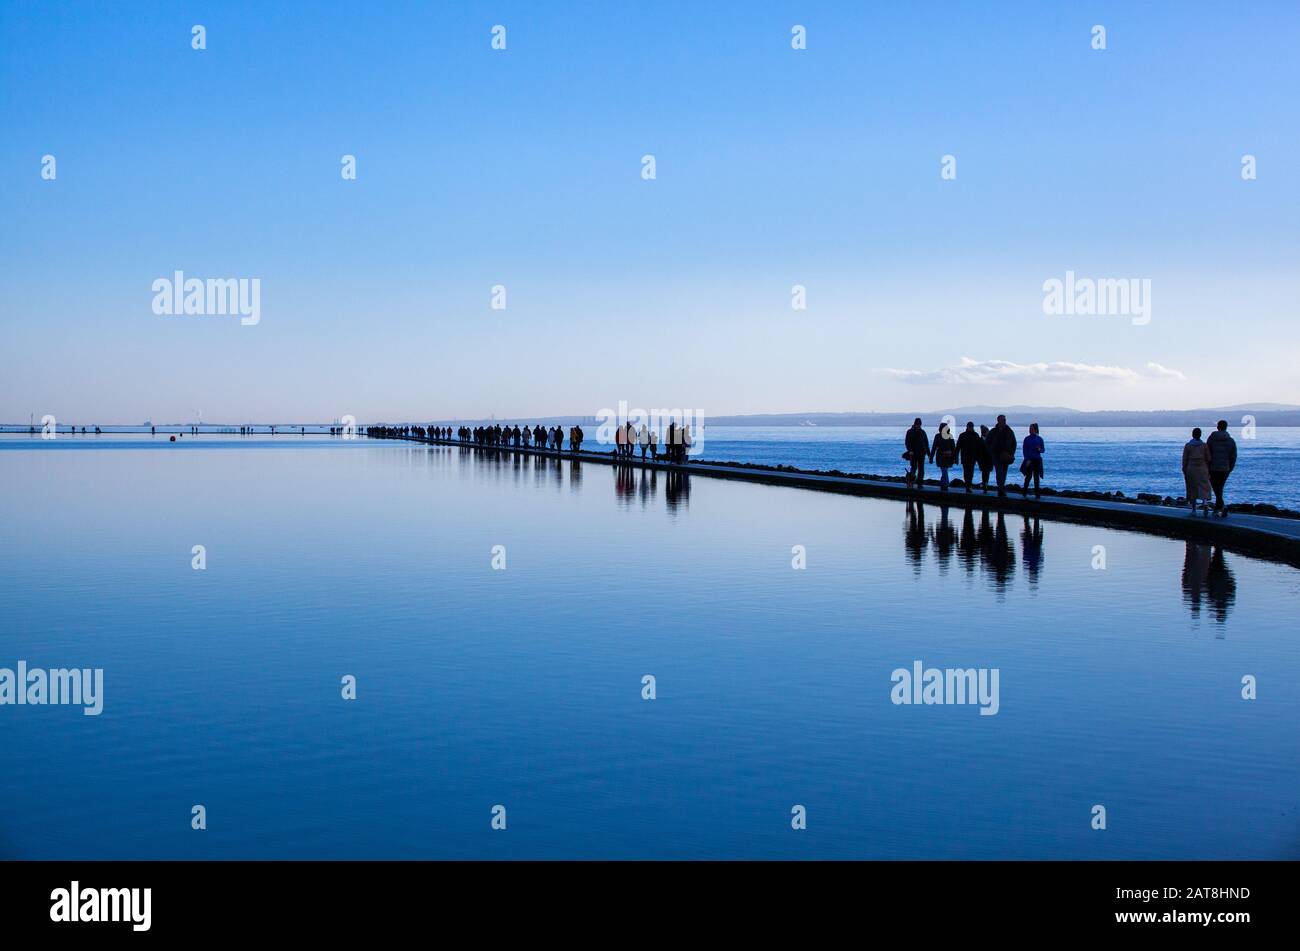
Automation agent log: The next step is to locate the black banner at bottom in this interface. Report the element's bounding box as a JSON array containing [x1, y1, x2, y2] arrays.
[[0, 860, 1282, 938]]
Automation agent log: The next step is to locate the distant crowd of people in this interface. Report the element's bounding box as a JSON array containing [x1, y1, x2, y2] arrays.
[[366, 423, 580, 450], [364, 421, 693, 462], [903, 415, 1240, 515]]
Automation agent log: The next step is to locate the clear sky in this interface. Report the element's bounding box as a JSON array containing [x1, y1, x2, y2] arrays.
[[2, 1, 1297, 423]]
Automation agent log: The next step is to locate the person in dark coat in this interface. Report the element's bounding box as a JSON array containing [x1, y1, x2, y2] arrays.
[[1205, 419, 1237, 516], [904, 418, 929, 489], [977, 425, 994, 491], [930, 423, 956, 491], [987, 415, 1017, 497], [956, 421, 984, 493]]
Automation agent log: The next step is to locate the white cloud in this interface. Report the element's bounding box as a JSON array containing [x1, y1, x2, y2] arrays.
[[1143, 361, 1187, 381], [879, 357, 1185, 385]]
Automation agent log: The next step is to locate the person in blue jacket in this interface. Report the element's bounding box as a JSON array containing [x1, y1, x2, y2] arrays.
[[1021, 423, 1045, 499]]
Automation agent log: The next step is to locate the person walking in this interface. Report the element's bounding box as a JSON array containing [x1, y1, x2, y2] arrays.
[[930, 423, 956, 491], [1020, 423, 1045, 499], [1206, 419, 1237, 517], [977, 425, 993, 492], [987, 415, 1017, 497], [956, 422, 983, 493], [904, 418, 929, 489], [1182, 427, 1213, 516]]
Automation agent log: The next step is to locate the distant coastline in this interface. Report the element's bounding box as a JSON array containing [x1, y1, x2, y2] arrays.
[[4, 403, 1300, 430]]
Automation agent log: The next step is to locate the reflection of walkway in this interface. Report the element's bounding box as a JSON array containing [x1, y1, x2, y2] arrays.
[[1181, 541, 1237, 623]]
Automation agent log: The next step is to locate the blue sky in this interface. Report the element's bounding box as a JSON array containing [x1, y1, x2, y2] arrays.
[[2, 1, 1297, 422]]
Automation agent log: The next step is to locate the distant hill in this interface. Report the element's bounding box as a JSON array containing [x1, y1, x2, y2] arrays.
[[6, 404, 1299, 430]]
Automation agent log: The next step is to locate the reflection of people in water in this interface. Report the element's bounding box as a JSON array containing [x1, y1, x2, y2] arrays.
[[904, 500, 927, 571], [915, 504, 1030, 592], [980, 511, 1016, 593], [958, 508, 980, 574], [931, 505, 957, 570], [664, 470, 690, 511], [615, 463, 635, 502], [1020, 516, 1044, 587], [637, 463, 650, 506], [1181, 541, 1237, 623]]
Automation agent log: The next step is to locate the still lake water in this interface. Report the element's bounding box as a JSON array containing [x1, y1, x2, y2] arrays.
[[1, 435, 1298, 859]]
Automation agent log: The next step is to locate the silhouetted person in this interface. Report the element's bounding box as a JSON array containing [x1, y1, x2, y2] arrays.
[[904, 418, 929, 489], [1206, 419, 1237, 516], [930, 423, 956, 491], [987, 415, 1017, 497], [956, 421, 983, 493], [977, 425, 993, 491], [1020, 422, 1044, 499], [1182, 427, 1213, 516]]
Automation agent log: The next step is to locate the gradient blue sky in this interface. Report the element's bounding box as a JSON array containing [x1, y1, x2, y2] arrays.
[[2, 1, 1297, 422]]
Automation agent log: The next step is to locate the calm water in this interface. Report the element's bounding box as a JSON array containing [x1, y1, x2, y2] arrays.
[[10, 425, 1298, 509], [1, 436, 1298, 859]]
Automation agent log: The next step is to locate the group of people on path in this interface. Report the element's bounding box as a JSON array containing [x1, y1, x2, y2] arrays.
[[904, 416, 1241, 514], [367, 423, 582, 449], [453, 423, 585, 452], [613, 421, 691, 462], [1181, 421, 1238, 517], [905, 415, 1043, 498], [368, 415, 1244, 515], [365, 421, 696, 462]]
